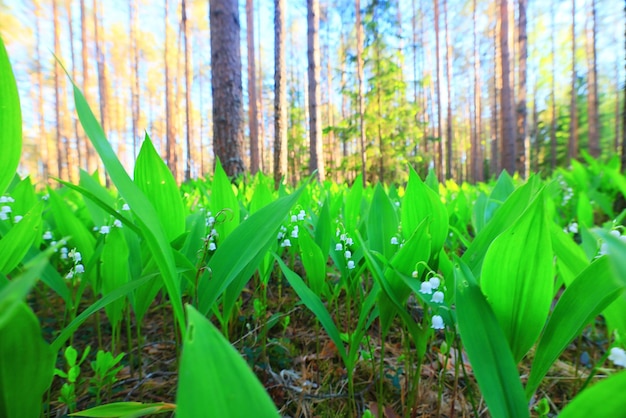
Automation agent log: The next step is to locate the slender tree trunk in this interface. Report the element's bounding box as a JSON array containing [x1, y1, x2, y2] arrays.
[[64, 0, 79, 182], [274, 0, 288, 186], [307, 0, 324, 181], [491, 7, 500, 176], [472, 0, 483, 182], [93, 0, 109, 183], [569, 0, 579, 163], [516, 0, 527, 177], [210, 0, 246, 177], [164, 0, 177, 179], [356, 0, 367, 185], [182, 0, 194, 180], [434, 0, 444, 181], [586, 0, 599, 158], [532, 81, 539, 171], [622, 2, 626, 172], [443, 0, 453, 179], [34, 0, 49, 181], [246, 0, 260, 174], [129, 0, 140, 161], [80, 0, 97, 174], [53, 0, 67, 181], [326, 28, 337, 181], [499, 0, 516, 174], [550, 4, 557, 171]]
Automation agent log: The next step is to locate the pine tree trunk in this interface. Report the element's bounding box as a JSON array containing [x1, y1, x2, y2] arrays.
[[210, 0, 246, 177], [569, 0, 579, 163], [80, 0, 97, 174], [246, 0, 260, 174], [64, 0, 79, 183], [307, 0, 324, 181], [34, 0, 49, 180], [472, 0, 483, 182], [516, 0, 527, 177], [499, 0, 516, 174], [433, 0, 444, 181], [129, 0, 140, 162], [164, 0, 178, 179], [443, 0, 453, 180], [356, 0, 367, 185], [93, 0, 109, 183], [53, 0, 67, 181], [182, 0, 194, 180], [273, 0, 288, 186], [550, 5, 557, 171], [586, 0, 599, 158]]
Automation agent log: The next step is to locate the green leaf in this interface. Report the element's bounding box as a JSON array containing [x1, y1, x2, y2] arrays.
[[0, 202, 43, 275], [526, 256, 624, 398], [70, 402, 175, 417], [367, 184, 397, 259], [0, 35, 22, 196], [480, 192, 553, 362], [64, 68, 185, 335], [274, 255, 348, 363], [299, 228, 327, 296], [100, 227, 130, 330], [0, 303, 54, 418], [454, 260, 529, 418], [197, 186, 302, 315], [176, 305, 280, 418], [558, 371, 626, 418], [344, 175, 363, 234], [135, 135, 186, 242], [211, 158, 240, 241]]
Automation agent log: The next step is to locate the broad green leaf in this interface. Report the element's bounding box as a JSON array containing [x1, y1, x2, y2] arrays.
[[100, 227, 130, 331], [70, 402, 175, 417], [454, 260, 529, 418], [197, 187, 302, 315], [481, 191, 553, 363], [274, 255, 348, 363], [65, 70, 185, 334], [344, 175, 363, 234], [551, 223, 589, 286], [0, 35, 22, 196], [401, 166, 448, 253], [0, 202, 43, 274], [0, 303, 54, 418], [211, 158, 240, 241], [78, 169, 116, 227], [8, 176, 37, 216], [367, 183, 397, 259], [558, 371, 626, 418], [463, 176, 540, 276], [299, 228, 327, 296], [315, 197, 332, 262], [135, 135, 186, 242], [526, 257, 624, 398], [176, 305, 280, 418], [483, 170, 515, 225], [576, 191, 593, 228]]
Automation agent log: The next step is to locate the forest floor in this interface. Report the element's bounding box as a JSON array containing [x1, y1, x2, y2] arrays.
[[37, 276, 608, 418]]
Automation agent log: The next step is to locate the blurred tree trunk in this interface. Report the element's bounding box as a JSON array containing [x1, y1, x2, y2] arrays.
[[622, 2, 626, 173], [80, 0, 97, 174], [356, 0, 367, 185], [164, 0, 178, 180], [433, 0, 444, 181], [274, 0, 288, 186], [491, 2, 499, 176], [93, 0, 109, 185], [53, 0, 68, 181], [586, 0, 599, 158], [443, 0, 453, 179], [34, 0, 49, 181], [182, 0, 194, 180], [516, 0, 527, 177], [499, 0, 516, 174], [472, 0, 483, 182], [550, 4, 557, 171], [569, 0, 579, 163], [210, 0, 245, 177], [129, 0, 140, 162], [246, 0, 260, 174], [64, 0, 79, 182]]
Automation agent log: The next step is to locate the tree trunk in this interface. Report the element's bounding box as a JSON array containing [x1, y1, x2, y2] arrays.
[[443, 0, 453, 179], [491, 6, 499, 176], [245, 0, 260, 174], [210, 0, 246, 177], [472, 0, 483, 182], [80, 0, 97, 174], [53, 0, 67, 181], [433, 0, 444, 181], [586, 0, 599, 158], [516, 0, 527, 177], [129, 0, 140, 162], [499, 0, 516, 174], [307, 0, 324, 181], [273, 0, 288, 186], [569, 0, 579, 163], [550, 4, 557, 171], [64, 0, 79, 182], [164, 0, 178, 179], [356, 0, 367, 186], [182, 0, 194, 180], [93, 0, 109, 182], [34, 0, 49, 181]]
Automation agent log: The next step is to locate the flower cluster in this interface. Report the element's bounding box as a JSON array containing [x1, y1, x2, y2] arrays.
[[598, 229, 626, 257], [418, 274, 445, 304], [0, 197, 13, 221], [205, 211, 218, 252], [278, 209, 307, 248], [335, 229, 356, 270], [64, 248, 85, 280], [93, 219, 124, 235]]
